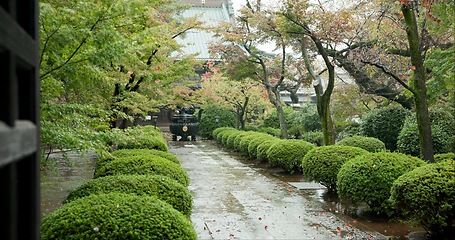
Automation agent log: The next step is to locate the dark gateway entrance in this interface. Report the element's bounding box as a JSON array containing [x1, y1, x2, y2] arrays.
[[0, 1, 41, 239]]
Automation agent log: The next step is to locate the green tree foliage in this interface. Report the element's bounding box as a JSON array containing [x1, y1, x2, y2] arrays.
[[398, 109, 455, 156], [199, 104, 236, 139], [360, 106, 410, 151], [39, 0, 199, 155]]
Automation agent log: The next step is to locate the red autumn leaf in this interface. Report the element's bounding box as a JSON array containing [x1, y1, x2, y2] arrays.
[[264, 225, 268, 230], [229, 233, 235, 237], [216, 230, 221, 232], [258, 217, 262, 220]]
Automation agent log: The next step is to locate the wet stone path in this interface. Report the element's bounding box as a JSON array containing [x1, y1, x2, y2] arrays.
[[168, 140, 386, 240]]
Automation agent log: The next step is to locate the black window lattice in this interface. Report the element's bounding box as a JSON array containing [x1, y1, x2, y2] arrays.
[[0, 1, 40, 239]]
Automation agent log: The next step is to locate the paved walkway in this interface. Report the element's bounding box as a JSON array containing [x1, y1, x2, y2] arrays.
[[168, 140, 386, 240]]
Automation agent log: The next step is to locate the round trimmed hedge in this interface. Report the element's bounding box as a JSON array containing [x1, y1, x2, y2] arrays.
[[397, 109, 455, 156], [105, 149, 180, 166], [64, 174, 192, 217], [238, 132, 269, 155], [221, 129, 240, 145], [302, 145, 368, 191], [266, 140, 315, 174], [337, 152, 426, 215], [117, 135, 168, 152], [336, 135, 386, 152], [302, 131, 324, 146], [247, 136, 277, 159], [212, 127, 236, 142], [359, 106, 409, 151], [226, 131, 247, 149], [434, 152, 455, 162], [390, 160, 455, 237], [93, 155, 189, 186], [41, 193, 197, 239], [199, 104, 236, 139], [256, 140, 278, 162]]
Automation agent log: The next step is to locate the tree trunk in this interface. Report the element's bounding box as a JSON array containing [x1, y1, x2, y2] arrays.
[[272, 88, 289, 139], [402, 4, 434, 162], [300, 37, 335, 145]]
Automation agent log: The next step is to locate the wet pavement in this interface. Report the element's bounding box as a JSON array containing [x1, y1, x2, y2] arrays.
[[40, 131, 426, 239], [169, 139, 394, 240]]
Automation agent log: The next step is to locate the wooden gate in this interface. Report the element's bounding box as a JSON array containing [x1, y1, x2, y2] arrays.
[[0, 0, 40, 239]]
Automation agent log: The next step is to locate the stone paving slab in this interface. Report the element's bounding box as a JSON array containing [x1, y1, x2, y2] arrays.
[[287, 182, 327, 190], [169, 140, 388, 240]]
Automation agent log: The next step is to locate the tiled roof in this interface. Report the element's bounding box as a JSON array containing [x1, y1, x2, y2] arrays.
[[175, 3, 233, 60]]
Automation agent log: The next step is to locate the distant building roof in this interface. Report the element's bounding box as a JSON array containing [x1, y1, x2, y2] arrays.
[[176, 1, 234, 60]]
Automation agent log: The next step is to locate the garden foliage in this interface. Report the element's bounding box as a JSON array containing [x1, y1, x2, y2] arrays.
[[336, 135, 386, 152], [41, 193, 196, 239], [93, 155, 189, 186], [64, 174, 192, 217], [360, 106, 409, 151], [302, 145, 368, 191], [390, 160, 455, 237], [266, 140, 315, 174], [337, 152, 426, 215]]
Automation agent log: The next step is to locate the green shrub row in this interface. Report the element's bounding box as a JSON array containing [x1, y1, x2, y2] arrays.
[[213, 126, 454, 237], [64, 174, 193, 217], [41, 126, 196, 239], [41, 193, 196, 240]]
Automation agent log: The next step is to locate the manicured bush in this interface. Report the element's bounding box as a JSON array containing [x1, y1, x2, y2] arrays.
[[199, 104, 236, 139], [247, 136, 277, 159], [256, 127, 282, 138], [221, 129, 240, 145], [93, 155, 189, 186], [335, 121, 361, 141], [360, 106, 409, 151], [231, 131, 251, 150], [41, 193, 197, 239], [110, 149, 180, 165], [397, 109, 455, 156], [65, 174, 192, 217], [390, 160, 455, 237], [336, 135, 386, 152], [301, 131, 324, 146], [226, 131, 246, 149], [117, 135, 168, 152], [434, 152, 455, 162], [267, 140, 315, 174], [302, 145, 368, 192], [212, 127, 235, 142], [337, 152, 426, 215], [238, 132, 269, 155], [256, 140, 278, 162], [105, 126, 168, 152]]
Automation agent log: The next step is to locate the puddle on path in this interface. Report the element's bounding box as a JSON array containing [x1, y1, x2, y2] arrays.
[[40, 151, 97, 217]]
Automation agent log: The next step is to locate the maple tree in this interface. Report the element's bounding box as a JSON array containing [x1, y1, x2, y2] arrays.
[[197, 66, 271, 129], [212, 1, 311, 138], [39, 0, 202, 152]]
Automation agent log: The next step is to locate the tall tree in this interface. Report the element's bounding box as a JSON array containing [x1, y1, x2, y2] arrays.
[[212, 2, 309, 138]]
